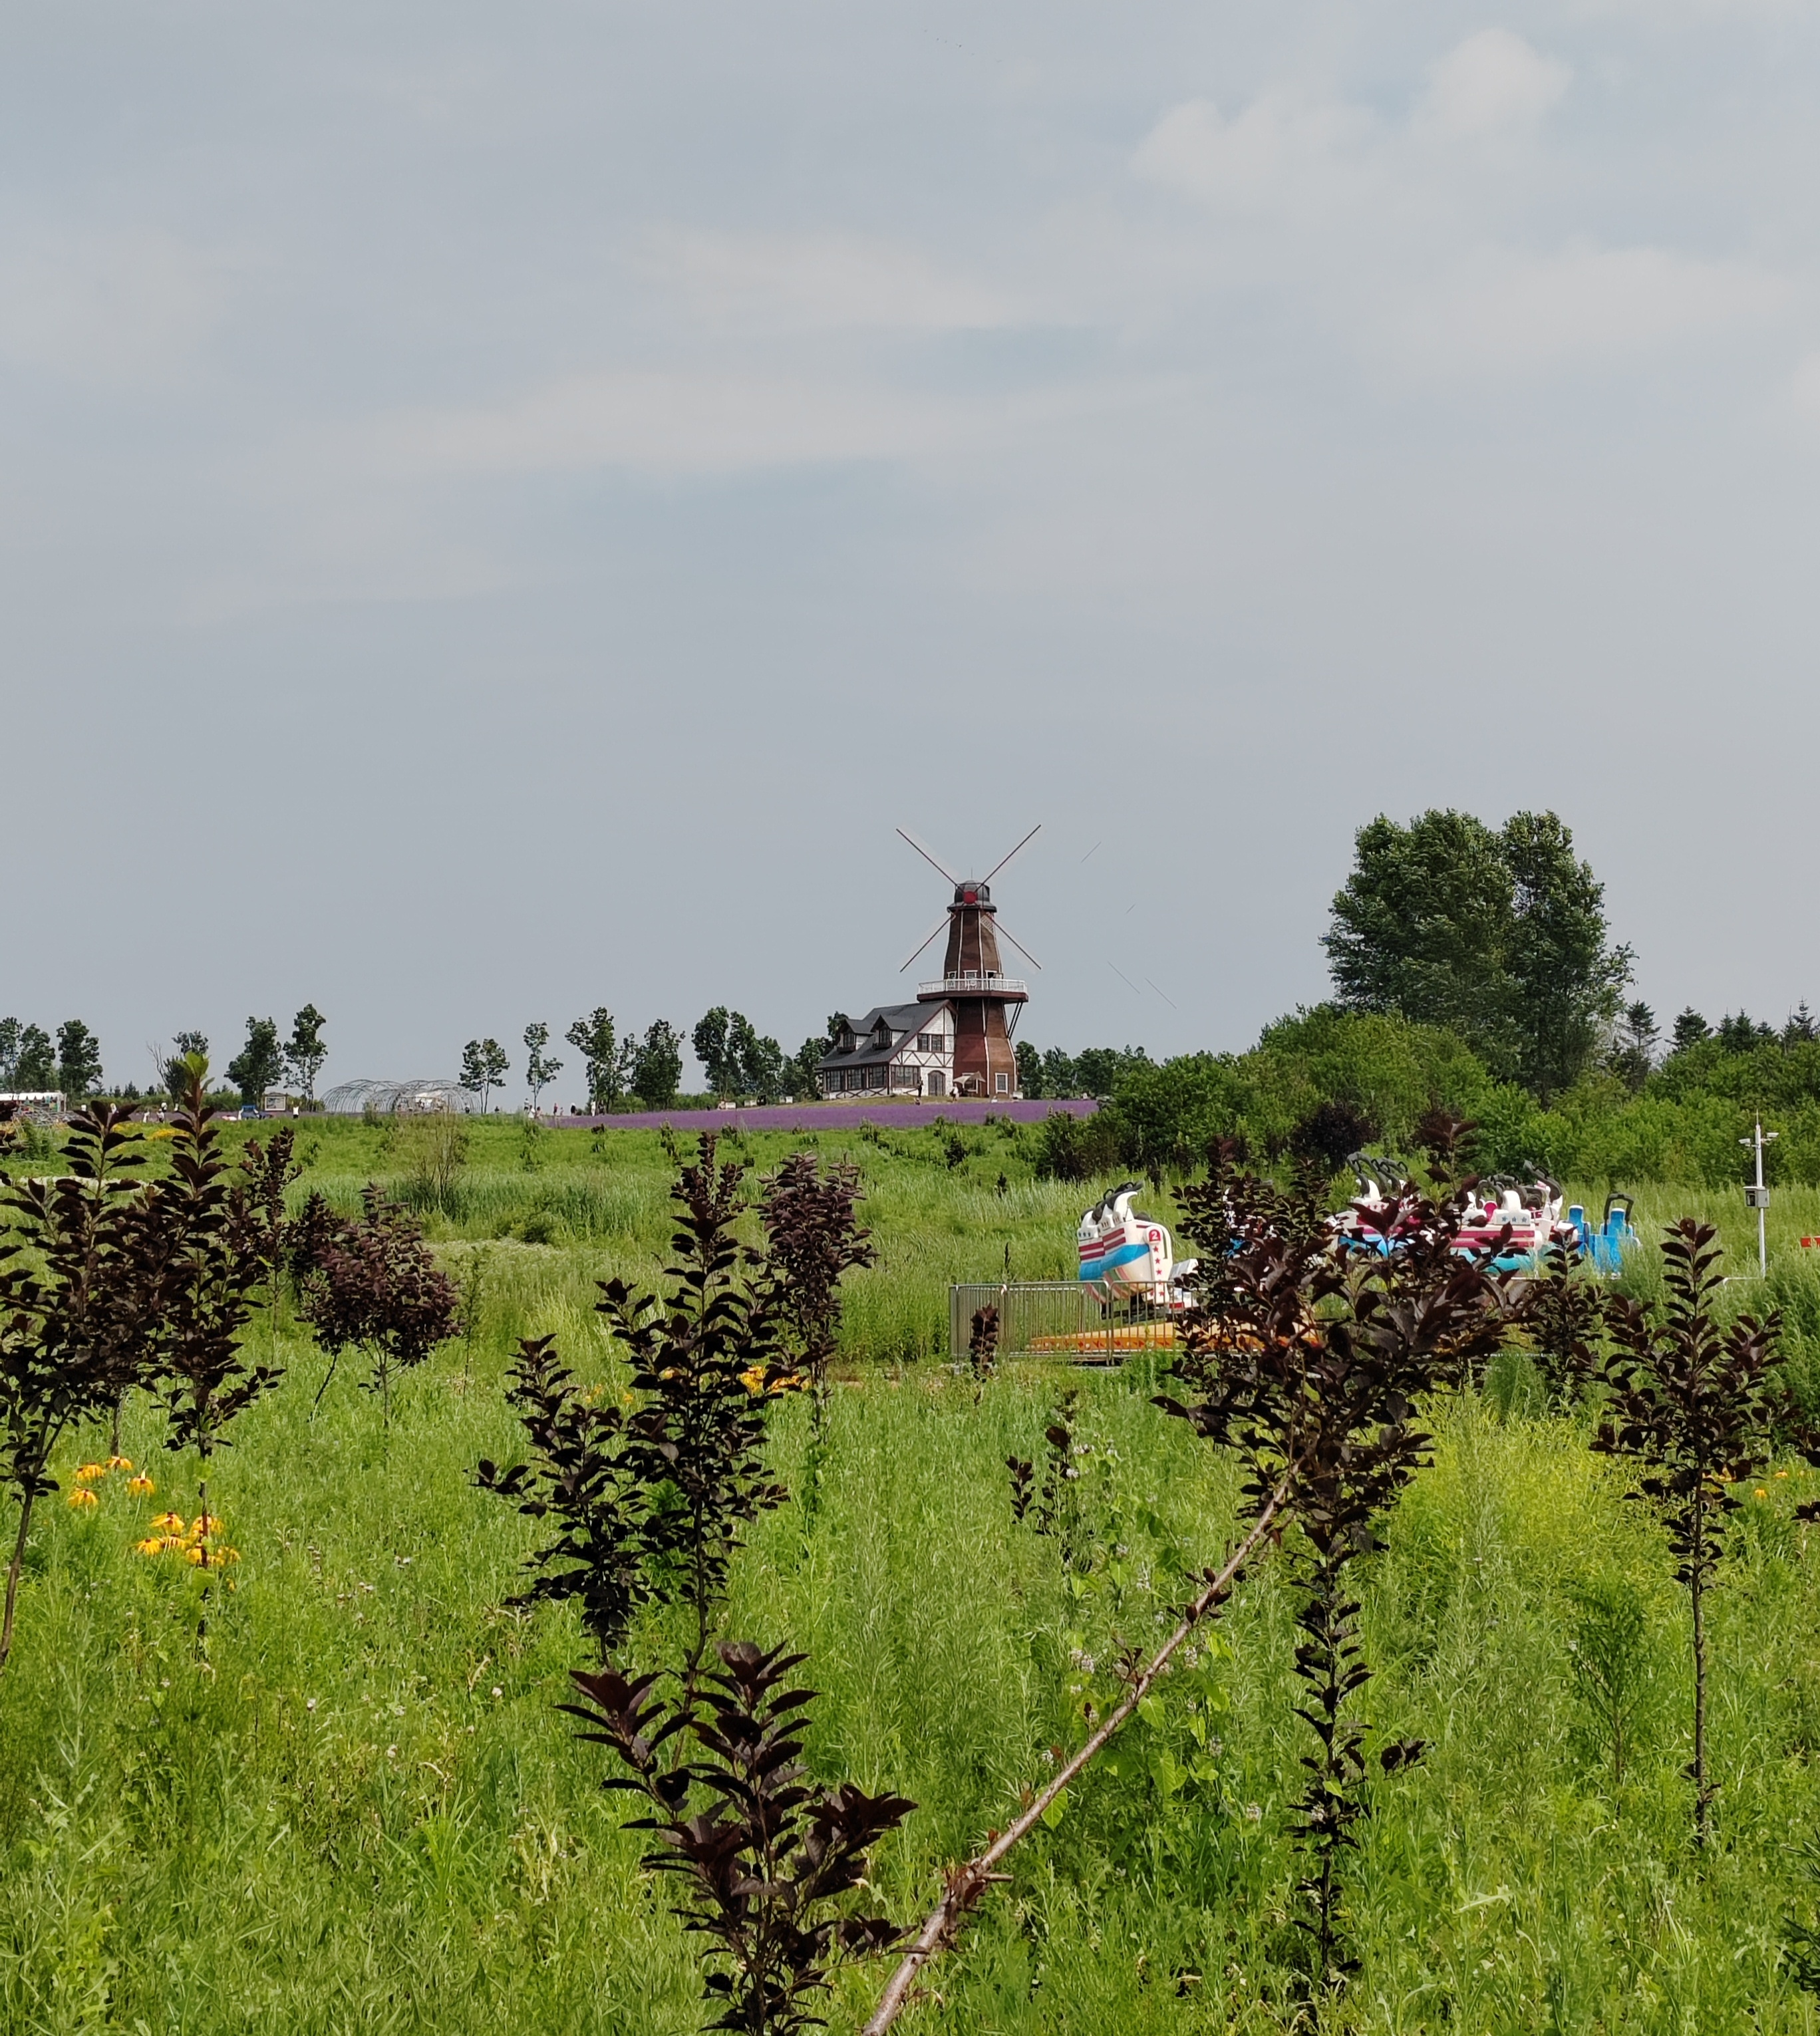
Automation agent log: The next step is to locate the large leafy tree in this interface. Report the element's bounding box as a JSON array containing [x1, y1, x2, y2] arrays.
[[692, 1007, 785, 1101], [631, 1021, 684, 1109], [524, 1022, 563, 1112], [1323, 811, 1516, 1061], [458, 1038, 510, 1110], [14, 1026, 54, 1091], [226, 1016, 285, 1107], [692, 1008, 738, 1095], [285, 1004, 329, 1100], [1501, 810, 1634, 1100], [566, 1008, 628, 1113], [54, 1020, 102, 1101], [1324, 809, 1629, 1099]]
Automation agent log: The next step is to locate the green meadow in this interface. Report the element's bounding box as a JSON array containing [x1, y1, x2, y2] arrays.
[[7, 1112, 1820, 2032]]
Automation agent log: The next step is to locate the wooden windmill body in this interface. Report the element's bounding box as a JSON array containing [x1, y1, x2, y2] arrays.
[[899, 828, 1040, 1099]]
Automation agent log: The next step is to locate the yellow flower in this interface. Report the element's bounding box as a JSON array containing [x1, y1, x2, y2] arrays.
[[1755, 1487, 1769, 1499], [1777, 1469, 1791, 1479], [770, 1372, 807, 1395], [126, 1475, 154, 1497], [134, 1536, 168, 1556], [150, 1512, 186, 1534], [67, 1487, 99, 1510], [191, 1514, 220, 1537], [738, 1365, 768, 1395], [108, 1456, 133, 1473], [185, 1546, 206, 1566], [74, 1463, 108, 1485]]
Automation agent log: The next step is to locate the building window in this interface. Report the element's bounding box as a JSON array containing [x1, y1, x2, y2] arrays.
[[917, 1031, 943, 1052], [994, 1072, 1009, 1095]]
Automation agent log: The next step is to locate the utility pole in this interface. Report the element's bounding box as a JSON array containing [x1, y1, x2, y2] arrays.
[[1740, 1114, 1779, 1278]]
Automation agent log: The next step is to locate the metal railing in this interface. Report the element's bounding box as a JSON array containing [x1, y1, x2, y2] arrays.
[[949, 1280, 1180, 1364], [917, 973, 1029, 998]]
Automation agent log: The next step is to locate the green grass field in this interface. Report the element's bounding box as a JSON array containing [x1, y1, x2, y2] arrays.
[[7, 1115, 1820, 2032]]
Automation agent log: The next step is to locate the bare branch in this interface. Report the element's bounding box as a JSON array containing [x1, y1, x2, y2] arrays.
[[859, 1483, 1287, 2035]]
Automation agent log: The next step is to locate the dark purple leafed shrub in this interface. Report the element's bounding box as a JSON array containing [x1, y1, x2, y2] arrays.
[[293, 1185, 457, 1420], [565, 1640, 913, 2036]]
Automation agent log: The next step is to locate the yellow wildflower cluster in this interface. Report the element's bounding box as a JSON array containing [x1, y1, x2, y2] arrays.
[[738, 1364, 808, 1397], [135, 1512, 240, 1566], [70, 1456, 152, 1501]]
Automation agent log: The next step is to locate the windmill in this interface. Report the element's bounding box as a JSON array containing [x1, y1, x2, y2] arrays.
[[896, 824, 1042, 1098]]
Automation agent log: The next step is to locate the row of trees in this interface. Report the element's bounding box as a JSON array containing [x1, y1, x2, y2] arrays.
[[210, 1007, 329, 1105], [455, 1008, 835, 1114], [0, 1018, 102, 1100], [0, 1010, 332, 1110], [1014, 1041, 1149, 1099], [458, 1017, 688, 1113]]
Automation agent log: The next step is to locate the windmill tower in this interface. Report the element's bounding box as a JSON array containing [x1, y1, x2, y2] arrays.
[[898, 825, 1042, 1098]]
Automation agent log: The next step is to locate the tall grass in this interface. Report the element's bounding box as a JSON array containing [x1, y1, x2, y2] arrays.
[[7, 1120, 1820, 2029]]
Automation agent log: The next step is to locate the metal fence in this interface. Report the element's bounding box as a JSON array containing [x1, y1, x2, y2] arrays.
[[949, 1281, 1180, 1365]]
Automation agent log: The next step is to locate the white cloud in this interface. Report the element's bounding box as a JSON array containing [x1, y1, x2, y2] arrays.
[[1130, 92, 1378, 221], [637, 228, 1022, 333], [364, 367, 964, 478], [1418, 29, 1571, 139], [1391, 240, 1785, 371], [0, 227, 229, 385]]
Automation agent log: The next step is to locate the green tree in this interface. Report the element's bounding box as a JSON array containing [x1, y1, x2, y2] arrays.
[[14, 1026, 53, 1091], [1324, 810, 1516, 1060], [459, 1038, 510, 1111], [285, 1004, 329, 1100], [161, 1031, 210, 1097], [785, 1038, 827, 1099], [1609, 1001, 1658, 1092], [1014, 1042, 1042, 1097], [226, 1018, 284, 1108], [53, 1021, 103, 1101], [567, 1008, 625, 1113], [1670, 1008, 1710, 1054], [524, 1022, 563, 1113], [1040, 1046, 1077, 1097], [1501, 810, 1634, 1101], [1324, 808, 1629, 1099], [0, 1020, 19, 1088], [631, 1021, 683, 1109], [693, 1008, 737, 1095], [1074, 1046, 1149, 1097]]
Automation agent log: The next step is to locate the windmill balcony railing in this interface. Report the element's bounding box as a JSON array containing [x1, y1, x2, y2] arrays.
[[917, 972, 1029, 998]]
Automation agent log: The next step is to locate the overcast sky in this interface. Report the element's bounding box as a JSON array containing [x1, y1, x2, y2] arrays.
[[5, 1, 1819, 1099]]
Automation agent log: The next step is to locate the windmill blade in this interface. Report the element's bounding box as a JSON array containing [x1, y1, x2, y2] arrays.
[[897, 827, 960, 885], [899, 912, 952, 972], [981, 822, 1041, 887], [994, 921, 1044, 970]]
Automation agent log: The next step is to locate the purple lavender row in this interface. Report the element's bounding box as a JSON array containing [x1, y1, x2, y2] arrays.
[[544, 1099, 1100, 1133]]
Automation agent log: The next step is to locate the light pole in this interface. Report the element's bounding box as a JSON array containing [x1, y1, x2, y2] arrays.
[[1740, 1114, 1779, 1278]]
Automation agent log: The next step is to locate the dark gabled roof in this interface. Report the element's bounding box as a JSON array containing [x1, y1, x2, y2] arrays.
[[817, 1000, 951, 1072]]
